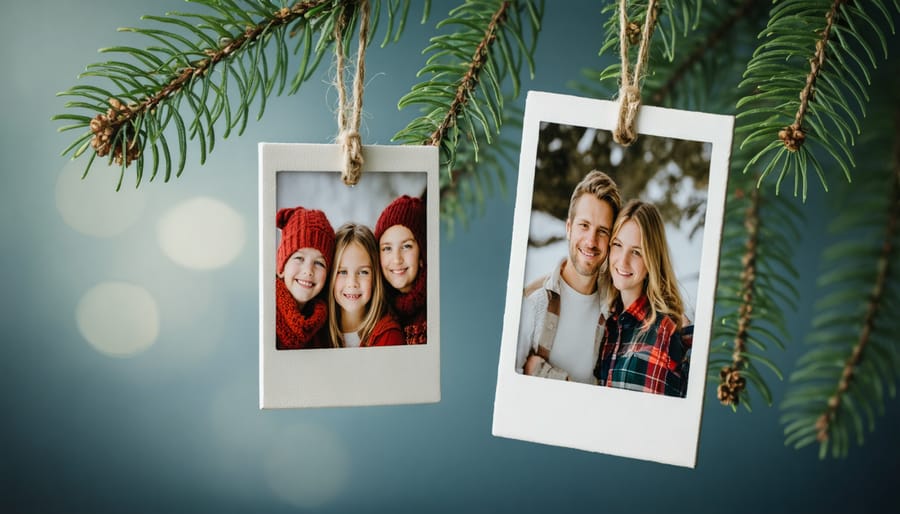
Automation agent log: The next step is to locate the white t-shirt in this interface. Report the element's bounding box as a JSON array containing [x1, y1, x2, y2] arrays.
[[547, 279, 603, 384], [343, 331, 361, 348]]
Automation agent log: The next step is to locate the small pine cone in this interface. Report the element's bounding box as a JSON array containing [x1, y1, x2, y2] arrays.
[[90, 97, 141, 167], [626, 21, 641, 46], [717, 383, 739, 406], [720, 366, 733, 381], [90, 114, 113, 157], [717, 383, 730, 403], [779, 124, 806, 151]]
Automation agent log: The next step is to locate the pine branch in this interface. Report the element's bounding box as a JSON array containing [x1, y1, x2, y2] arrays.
[[736, 0, 900, 199], [710, 164, 802, 411], [715, 187, 759, 406], [393, 0, 543, 224], [577, 0, 763, 113], [648, 0, 761, 106], [427, 1, 510, 147], [591, 0, 704, 94], [438, 114, 520, 237], [53, 0, 423, 189], [781, 104, 900, 459]]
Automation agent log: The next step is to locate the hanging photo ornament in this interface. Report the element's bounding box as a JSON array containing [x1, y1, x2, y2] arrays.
[[492, 91, 733, 468], [258, 0, 440, 409]]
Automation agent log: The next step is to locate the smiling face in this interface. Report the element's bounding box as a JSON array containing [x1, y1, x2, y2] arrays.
[[333, 241, 373, 320], [609, 219, 648, 306], [563, 194, 614, 293], [379, 225, 421, 293], [280, 247, 328, 307]]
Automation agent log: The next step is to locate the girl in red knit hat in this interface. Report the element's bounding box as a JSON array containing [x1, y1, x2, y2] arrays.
[[275, 207, 335, 350], [374, 195, 427, 345], [327, 223, 404, 348]]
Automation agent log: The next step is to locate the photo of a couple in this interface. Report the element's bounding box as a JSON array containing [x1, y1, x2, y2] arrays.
[[516, 169, 692, 398], [495, 92, 731, 467]]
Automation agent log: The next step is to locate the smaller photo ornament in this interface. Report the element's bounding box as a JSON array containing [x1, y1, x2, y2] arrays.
[[259, 143, 440, 409], [492, 91, 734, 468]]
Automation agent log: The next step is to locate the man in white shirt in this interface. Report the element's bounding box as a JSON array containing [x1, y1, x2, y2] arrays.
[[515, 170, 621, 384]]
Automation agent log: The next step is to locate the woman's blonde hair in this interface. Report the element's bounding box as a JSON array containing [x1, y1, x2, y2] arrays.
[[328, 223, 389, 347], [607, 200, 685, 330]]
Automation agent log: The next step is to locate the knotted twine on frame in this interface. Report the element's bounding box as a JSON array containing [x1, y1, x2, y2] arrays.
[[334, 0, 369, 186], [614, 0, 659, 146]]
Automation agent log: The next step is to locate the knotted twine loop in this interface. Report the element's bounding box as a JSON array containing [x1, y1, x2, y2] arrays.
[[334, 0, 369, 186], [614, 0, 659, 146]]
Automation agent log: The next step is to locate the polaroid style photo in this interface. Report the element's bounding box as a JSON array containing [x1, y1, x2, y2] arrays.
[[259, 143, 440, 408], [492, 91, 733, 467]]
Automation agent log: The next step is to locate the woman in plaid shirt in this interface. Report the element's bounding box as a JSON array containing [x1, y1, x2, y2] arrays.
[[594, 200, 690, 397]]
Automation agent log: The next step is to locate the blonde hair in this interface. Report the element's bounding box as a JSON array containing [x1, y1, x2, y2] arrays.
[[328, 223, 390, 347], [607, 200, 685, 331], [568, 170, 622, 223]]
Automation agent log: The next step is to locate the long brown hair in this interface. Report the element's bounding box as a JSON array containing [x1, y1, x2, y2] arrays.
[[607, 200, 685, 330], [327, 223, 389, 347]]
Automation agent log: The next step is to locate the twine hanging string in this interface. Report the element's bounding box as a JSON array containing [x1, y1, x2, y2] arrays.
[[614, 0, 659, 146], [334, 0, 369, 186]]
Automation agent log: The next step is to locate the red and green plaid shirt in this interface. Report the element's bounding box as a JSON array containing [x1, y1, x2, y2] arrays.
[[594, 294, 690, 397]]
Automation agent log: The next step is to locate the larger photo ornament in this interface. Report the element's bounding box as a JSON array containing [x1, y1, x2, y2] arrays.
[[493, 91, 733, 468]]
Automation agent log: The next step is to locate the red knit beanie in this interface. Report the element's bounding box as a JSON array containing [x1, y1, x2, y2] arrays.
[[374, 195, 426, 257], [276, 207, 335, 274]]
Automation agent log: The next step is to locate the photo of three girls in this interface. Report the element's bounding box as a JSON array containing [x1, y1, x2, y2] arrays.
[[274, 195, 427, 350]]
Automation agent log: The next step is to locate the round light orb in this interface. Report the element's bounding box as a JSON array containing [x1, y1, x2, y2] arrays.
[[76, 281, 159, 357], [157, 196, 246, 270]]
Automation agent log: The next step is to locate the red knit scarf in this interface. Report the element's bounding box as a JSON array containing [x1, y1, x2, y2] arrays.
[[391, 269, 427, 345], [393, 267, 426, 320], [275, 278, 328, 349]]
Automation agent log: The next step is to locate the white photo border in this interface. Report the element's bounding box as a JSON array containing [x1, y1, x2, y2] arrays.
[[492, 91, 733, 468], [259, 143, 440, 409]]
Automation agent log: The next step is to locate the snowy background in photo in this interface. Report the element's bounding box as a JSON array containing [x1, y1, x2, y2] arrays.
[[276, 171, 426, 235], [524, 126, 711, 321]]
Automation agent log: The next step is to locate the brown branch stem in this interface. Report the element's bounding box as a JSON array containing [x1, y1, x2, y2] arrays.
[[718, 187, 760, 406], [428, 1, 510, 147], [779, 0, 846, 151], [815, 112, 900, 441], [89, 0, 332, 165], [649, 0, 762, 105]]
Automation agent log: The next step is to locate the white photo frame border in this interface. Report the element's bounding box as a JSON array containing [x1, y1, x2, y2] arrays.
[[259, 143, 440, 409], [492, 91, 734, 468]]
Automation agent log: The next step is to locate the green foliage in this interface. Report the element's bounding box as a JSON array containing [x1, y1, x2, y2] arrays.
[[709, 163, 803, 410], [439, 107, 521, 237], [392, 0, 543, 227], [53, 0, 424, 189], [780, 124, 900, 458], [592, 0, 705, 92], [736, 0, 900, 199]]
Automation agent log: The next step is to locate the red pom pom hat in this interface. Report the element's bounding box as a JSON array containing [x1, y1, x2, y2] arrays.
[[374, 195, 426, 258], [276, 207, 336, 274]]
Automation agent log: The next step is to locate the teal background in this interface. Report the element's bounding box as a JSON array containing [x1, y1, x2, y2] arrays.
[[2, 1, 898, 512]]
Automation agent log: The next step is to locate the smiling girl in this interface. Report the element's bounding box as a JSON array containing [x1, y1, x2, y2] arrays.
[[374, 195, 427, 345], [275, 207, 335, 350], [594, 200, 690, 397], [327, 223, 404, 348]]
